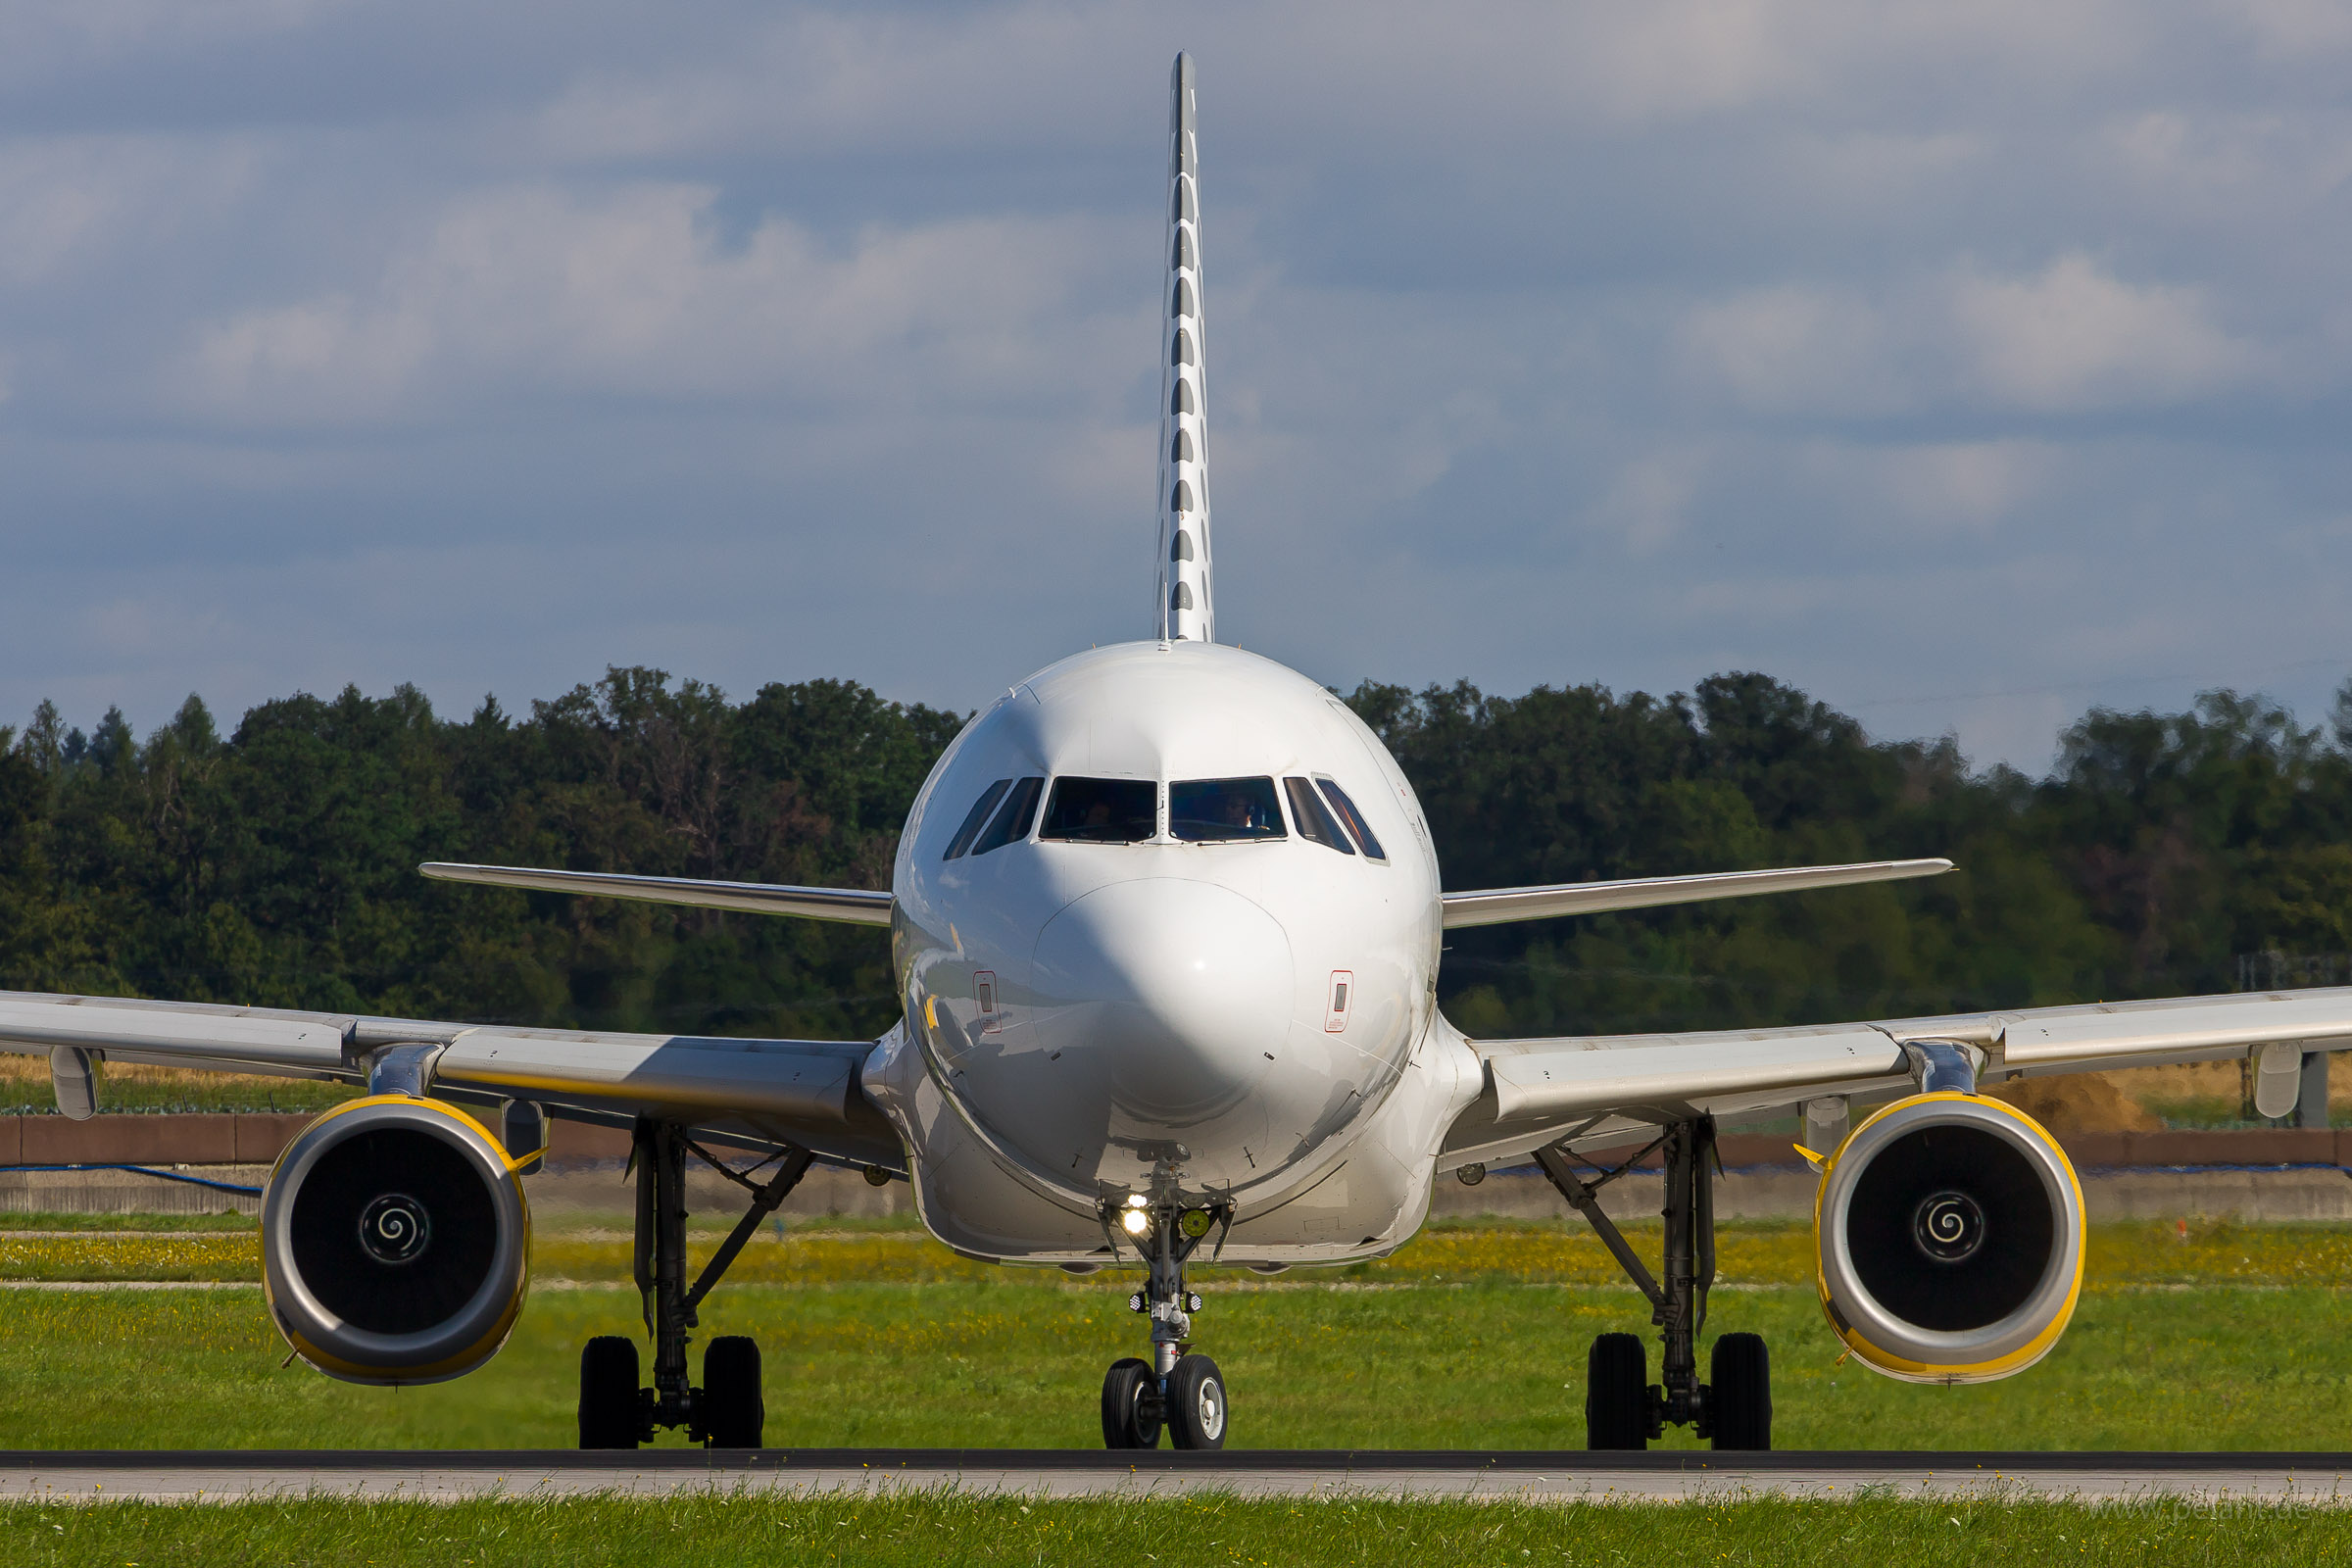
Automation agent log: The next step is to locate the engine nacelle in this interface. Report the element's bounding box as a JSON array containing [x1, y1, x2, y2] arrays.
[[1813, 1091, 2083, 1384], [262, 1096, 531, 1386]]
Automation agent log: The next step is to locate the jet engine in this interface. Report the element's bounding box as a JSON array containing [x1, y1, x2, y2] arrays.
[[1813, 1091, 2083, 1383], [261, 1096, 531, 1386]]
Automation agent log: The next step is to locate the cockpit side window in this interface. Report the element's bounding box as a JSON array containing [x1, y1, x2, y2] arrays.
[[1317, 779, 1388, 861], [969, 776, 1045, 856], [1040, 777, 1158, 843], [1170, 776, 1286, 842], [942, 779, 1012, 860], [1283, 777, 1353, 854]]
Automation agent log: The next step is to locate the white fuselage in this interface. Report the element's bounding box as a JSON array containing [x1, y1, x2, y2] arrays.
[[862, 641, 1486, 1267]]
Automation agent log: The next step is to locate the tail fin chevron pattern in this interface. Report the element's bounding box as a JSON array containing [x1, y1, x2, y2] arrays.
[[1156, 52, 1212, 643]]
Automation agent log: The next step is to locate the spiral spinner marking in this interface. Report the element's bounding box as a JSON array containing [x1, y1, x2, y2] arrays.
[[1910, 1188, 1987, 1263], [358, 1191, 433, 1266]]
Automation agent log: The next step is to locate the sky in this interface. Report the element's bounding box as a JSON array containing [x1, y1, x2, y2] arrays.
[[1, 0, 2347, 773]]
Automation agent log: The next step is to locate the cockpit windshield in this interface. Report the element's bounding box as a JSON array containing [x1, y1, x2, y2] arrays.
[[1170, 776, 1285, 842], [968, 776, 1044, 856], [1283, 777, 1353, 854], [1041, 777, 1158, 843], [942, 779, 1012, 859], [1316, 779, 1387, 860]]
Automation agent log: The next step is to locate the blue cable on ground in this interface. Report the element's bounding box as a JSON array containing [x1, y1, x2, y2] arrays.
[[0, 1163, 263, 1197]]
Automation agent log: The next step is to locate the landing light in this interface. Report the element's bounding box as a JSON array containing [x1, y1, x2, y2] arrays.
[[1120, 1208, 1152, 1237]]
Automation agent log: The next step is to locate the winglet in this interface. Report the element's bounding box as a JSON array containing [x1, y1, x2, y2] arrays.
[[1155, 51, 1213, 644]]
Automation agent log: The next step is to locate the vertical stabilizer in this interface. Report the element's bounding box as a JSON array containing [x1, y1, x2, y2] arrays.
[[1156, 53, 1212, 643]]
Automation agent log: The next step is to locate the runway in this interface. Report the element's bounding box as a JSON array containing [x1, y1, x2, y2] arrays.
[[0, 1449, 2346, 1503]]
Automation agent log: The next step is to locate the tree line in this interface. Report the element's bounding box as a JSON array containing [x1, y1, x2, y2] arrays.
[[1, 667, 2346, 1043]]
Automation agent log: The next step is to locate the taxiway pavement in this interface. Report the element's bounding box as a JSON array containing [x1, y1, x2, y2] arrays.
[[0, 1449, 2344, 1503]]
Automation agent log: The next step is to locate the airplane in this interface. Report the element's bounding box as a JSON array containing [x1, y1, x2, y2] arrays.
[[6, 52, 2350, 1455]]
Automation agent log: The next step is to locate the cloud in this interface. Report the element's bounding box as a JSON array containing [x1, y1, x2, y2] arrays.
[[1948, 254, 2258, 411], [173, 183, 1142, 425], [1676, 285, 1897, 417], [0, 136, 260, 288], [1678, 255, 2264, 416]]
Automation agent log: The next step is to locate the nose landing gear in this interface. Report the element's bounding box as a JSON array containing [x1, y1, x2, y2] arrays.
[[1099, 1193, 1232, 1449], [1538, 1116, 1774, 1451]]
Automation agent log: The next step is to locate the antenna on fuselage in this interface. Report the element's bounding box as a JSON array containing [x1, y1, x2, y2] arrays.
[[1155, 52, 1213, 644]]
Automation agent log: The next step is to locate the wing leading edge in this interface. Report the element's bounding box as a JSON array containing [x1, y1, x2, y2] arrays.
[[419, 862, 894, 926], [1440, 858, 1951, 928], [0, 991, 900, 1170], [1442, 986, 2352, 1170]]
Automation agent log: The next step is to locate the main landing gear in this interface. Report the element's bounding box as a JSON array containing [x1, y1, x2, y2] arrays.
[[1099, 1192, 1233, 1449], [578, 1118, 815, 1449], [1536, 1115, 1773, 1451]]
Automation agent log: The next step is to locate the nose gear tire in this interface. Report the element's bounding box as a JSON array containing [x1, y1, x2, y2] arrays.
[[578, 1336, 641, 1449], [700, 1335, 764, 1449], [1708, 1333, 1772, 1450], [1166, 1352, 1228, 1449], [1585, 1333, 1649, 1450], [1101, 1357, 1161, 1449]]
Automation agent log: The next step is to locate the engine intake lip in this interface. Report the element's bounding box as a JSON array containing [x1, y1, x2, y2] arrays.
[[1818, 1093, 2082, 1370], [262, 1096, 529, 1386]]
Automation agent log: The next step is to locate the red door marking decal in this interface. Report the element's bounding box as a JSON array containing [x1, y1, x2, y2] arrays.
[[1325, 970, 1352, 1034]]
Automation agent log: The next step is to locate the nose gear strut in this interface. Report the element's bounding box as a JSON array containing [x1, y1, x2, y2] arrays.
[[1099, 1188, 1233, 1449]]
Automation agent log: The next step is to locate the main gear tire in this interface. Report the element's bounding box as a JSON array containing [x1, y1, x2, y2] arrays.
[[1708, 1332, 1772, 1450], [700, 1335, 765, 1449], [1585, 1332, 1650, 1450], [578, 1336, 642, 1449]]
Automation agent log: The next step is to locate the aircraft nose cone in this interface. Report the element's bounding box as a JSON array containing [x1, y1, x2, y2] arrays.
[[1032, 878, 1292, 1122]]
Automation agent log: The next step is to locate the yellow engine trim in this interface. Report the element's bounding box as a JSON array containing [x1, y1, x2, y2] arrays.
[[1811, 1090, 2085, 1385], [264, 1095, 533, 1386], [266, 1093, 544, 1177]]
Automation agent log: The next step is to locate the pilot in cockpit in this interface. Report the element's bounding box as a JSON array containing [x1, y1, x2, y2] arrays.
[[1213, 786, 1270, 834]]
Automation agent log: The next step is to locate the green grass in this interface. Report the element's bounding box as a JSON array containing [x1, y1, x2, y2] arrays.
[[2, 1274, 2349, 1451], [0, 1223, 2339, 1559], [0, 1494, 2347, 1567], [13, 1215, 2352, 1289], [0, 1080, 360, 1116], [1, 1219, 2348, 1450], [0, 1210, 256, 1232]]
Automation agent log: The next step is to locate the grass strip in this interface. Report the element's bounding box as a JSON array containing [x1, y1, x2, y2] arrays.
[[6, 1219, 2351, 1289], [0, 1494, 2347, 1566], [0, 1210, 257, 1233], [2, 1280, 2348, 1449]]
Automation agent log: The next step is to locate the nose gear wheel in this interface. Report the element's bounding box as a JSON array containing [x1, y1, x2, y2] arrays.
[[1101, 1357, 1161, 1449]]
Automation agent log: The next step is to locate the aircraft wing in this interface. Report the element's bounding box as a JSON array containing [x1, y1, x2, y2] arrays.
[[0, 990, 901, 1171], [1440, 858, 1951, 928], [1441, 986, 2352, 1170], [418, 862, 894, 926]]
